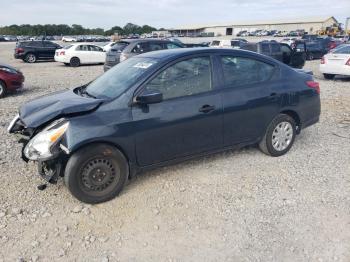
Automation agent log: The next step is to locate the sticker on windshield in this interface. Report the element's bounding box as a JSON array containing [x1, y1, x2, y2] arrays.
[[133, 62, 154, 69]]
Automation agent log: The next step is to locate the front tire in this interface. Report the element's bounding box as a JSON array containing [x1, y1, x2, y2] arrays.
[[323, 73, 335, 80], [0, 80, 7, 98], [64, 144, 129, 204], [259, 114, 296, 157], [307, 52, 314, 60], [70, 57, 80, 67]]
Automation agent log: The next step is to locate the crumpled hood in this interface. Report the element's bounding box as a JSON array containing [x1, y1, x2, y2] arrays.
[[19, 89, 103, 128]]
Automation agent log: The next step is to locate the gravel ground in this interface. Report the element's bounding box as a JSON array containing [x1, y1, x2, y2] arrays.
[[0, 42, 349, 262]]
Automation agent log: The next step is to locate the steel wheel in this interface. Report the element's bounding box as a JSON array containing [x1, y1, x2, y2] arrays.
[[80, 158, 120, 193], [271, 122, 293, 151], [64, 144, 129, 204]]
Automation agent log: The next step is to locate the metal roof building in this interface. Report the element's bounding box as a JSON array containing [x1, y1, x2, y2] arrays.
[[168, 16, 339, 36]]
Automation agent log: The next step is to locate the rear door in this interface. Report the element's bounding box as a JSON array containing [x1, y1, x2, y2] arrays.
[[88, 45, 105, 63], [217, 54, 281, 145], [132, 55, 223, 166], [75, 45, 90, 63], [43, 41, 59, 58]]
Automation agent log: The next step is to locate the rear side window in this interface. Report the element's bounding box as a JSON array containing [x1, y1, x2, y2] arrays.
[[333, 45, 350, 54], [132, 43, 149, 53], [111, 42, 129, 51], [261, 44, 270, 54], [211, 41, 220, 46], [166, 43, 182, 49], [145, 57, 212, 100], [220, 56, 275, 87], [27, 41, 42, 47], [271, 44, 281, 53], [149, 42, 164, 51], [89, 45, 103, 52], [281, 45, 291, 54], [76, 45, 89, 51]]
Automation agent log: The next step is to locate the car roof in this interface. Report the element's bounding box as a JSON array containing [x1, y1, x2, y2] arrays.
[[118, 38, 173, 43], [137, 47, 281, 63]]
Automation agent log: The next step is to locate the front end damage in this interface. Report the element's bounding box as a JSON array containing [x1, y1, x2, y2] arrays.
[[8, 116, 70, 184]]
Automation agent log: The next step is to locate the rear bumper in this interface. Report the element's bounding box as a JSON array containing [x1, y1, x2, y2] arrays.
[[302, 116, 319, 130], [14, 53, 25, 59], [54, 55, 70, 63], [320, 64, 350, 76]]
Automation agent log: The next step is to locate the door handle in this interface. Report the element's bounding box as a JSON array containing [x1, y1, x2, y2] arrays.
[[199, 105, 215, 113]]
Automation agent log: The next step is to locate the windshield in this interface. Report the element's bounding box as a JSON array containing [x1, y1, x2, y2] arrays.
[[63, 45, 73, 49], [86, 57, 158, 99]]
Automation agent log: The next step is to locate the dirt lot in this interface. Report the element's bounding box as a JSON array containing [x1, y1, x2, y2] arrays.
[[0, 41, 349, 262]]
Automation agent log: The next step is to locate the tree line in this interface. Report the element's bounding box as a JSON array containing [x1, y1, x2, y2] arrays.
[[0, 23, 160, 36]]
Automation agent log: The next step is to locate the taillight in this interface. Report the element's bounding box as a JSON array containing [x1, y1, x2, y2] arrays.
[[15, 48, 24, 54], [306, 81, 320, 94], [320, 56, 325, 64], [328, 41, 336, 50], [59, 51, 65, 55], [346, 58, 350, 66]]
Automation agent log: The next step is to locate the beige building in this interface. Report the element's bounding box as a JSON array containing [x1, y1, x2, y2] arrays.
[[169, 16, 339, 36]]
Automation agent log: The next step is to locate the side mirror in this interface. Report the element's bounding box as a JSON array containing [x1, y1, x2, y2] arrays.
[[136, 89, 163, 105]]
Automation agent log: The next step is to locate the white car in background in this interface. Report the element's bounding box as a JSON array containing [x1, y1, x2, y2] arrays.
[[210, 40, 233, 48], [280, 38, 297, 46], [103, 42, 116, 52], [55, 43, 106, 67], [62, 36, 77, 42], [320, 44, 350, 79]]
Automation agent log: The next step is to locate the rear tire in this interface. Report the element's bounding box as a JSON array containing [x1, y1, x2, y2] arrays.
[[0, 80, 7, 98], [259, 114, 296, 157], [323, 73, 335, 80], [25, 53, 37, 63], [64, 144, 129, 204], [70, 57, 80, 67]]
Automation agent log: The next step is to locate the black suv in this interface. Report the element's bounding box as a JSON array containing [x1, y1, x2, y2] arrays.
[[14, 41, 62, 63], [104, 39, 183, 71], [241, 41, 306, 69]]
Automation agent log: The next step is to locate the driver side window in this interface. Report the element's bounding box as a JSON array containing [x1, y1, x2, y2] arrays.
[[144, 57, 212, 100]]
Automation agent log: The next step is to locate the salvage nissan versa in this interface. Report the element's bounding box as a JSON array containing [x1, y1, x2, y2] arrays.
[[8, 48, 321, 204]]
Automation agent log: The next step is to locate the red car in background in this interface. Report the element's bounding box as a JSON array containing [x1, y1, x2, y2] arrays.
[[0, 62, 24, 98]]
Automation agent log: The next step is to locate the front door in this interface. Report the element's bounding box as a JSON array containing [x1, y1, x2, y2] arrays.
[[132, 56, 223, 166]]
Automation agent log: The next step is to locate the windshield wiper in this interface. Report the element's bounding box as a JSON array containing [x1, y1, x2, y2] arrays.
[[78, 86, 96, 99]]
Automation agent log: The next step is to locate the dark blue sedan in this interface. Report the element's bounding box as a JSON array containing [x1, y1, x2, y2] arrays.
[[8, 48, 321, 203]]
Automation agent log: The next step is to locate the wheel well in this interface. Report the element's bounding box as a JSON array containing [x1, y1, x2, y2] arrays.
[[69, 141, 132, 177], [70, 56, 80, 61], [280, 110, 301, 133], [71, 141, 129, 162], [0, 79, 7, 88]]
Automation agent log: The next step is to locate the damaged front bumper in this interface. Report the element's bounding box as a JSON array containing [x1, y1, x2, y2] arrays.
[[8, 115, 70, 184]]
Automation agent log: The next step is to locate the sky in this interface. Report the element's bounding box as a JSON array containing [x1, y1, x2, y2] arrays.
[[1, 0, 349, 29]]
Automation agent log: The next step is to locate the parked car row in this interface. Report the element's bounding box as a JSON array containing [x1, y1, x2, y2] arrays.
[[209, 39, 306, 69], [236, 30, 305, 37]]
